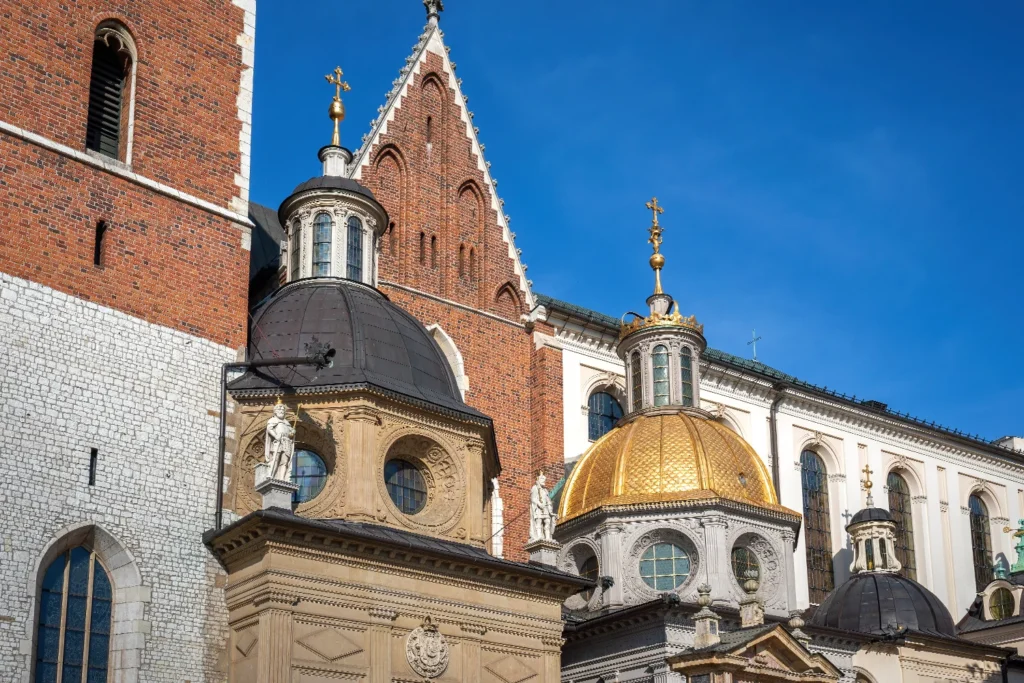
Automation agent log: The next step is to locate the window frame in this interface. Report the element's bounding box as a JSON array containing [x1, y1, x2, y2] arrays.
[[886, 471, 917, 581], [630, 352, 643, 412], [384, 458, 428, 515], [652, 345, 670, 407], [680, 346, 694, 407], [970, 494, 994, 591], [587, 391, 623, 442], [800, 449, 835, 604], [639, 542, 692, 591], [990, 587, 1016, 620], [86, 21, 138, 164], [312, 212, 333, 277], [346, 215, 363, 281]]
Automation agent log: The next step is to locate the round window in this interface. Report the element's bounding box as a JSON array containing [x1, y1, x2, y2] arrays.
[[291, 449, 327, 503], [639, 543, 691, 591], [990, 587, 1015, 620], [384, 459, 428, 514], [731, 546, 760, 584]]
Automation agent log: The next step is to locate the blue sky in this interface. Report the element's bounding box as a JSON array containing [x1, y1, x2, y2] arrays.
[[250, 1, 1023, 442]]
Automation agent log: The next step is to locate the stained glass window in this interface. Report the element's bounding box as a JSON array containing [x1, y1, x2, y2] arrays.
[[630, 352, 642, 412], [312, 213, 333, 277], [800, 449, 835, 603], [291, 449, 327, 504], [385, 459, 427, 514], [970, 494, 994, 591], [35, 547, 111, 683], [990, 588, 1015, 620], [652, 345, 670, 406], [731, 546, 760, 583], [346, 216, 363, 281], [887, 471, 917, 580], [639, 543, 691, 591], [579, 555, 599, 601], [680, 347, 693, 407], [588, 392, 623, 441]]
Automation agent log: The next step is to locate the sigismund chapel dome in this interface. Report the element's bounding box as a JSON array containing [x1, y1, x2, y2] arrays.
[[559, 409, 784, 523]]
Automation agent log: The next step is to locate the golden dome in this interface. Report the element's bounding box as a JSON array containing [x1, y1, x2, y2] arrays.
[[559, 411, 796, 523]]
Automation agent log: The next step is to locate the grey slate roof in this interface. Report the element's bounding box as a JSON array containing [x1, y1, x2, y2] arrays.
[[808, 572, 956, 637], [248, 202, 286, 305], [849, 507, 894, 526], [693, 623, 777, 653], [230, 278, 484, 420]]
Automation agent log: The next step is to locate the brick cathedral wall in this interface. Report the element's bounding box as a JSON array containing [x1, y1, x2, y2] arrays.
[[531, 326, 565, 485]]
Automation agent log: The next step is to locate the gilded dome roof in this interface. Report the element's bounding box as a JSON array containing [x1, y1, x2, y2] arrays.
[[559, 411, 795, 523]]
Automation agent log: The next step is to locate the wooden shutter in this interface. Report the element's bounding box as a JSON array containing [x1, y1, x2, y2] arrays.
[[85, 39, 125, 159]]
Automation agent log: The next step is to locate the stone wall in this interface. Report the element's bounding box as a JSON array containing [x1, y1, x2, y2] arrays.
[[0, 273, 233, 682]]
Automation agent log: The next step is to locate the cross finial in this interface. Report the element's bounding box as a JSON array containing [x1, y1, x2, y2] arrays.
[[646, 196, 664, 227], [747, 329, 763, 362], [326, 67, 351, 101], [862, 465, 874, 489], [644, 197, 666, 295], [325, 66, 351, 146]]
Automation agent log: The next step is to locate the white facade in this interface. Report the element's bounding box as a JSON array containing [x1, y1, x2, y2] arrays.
[[0, 273, 232, 683], [539, 298, 1024, 619]]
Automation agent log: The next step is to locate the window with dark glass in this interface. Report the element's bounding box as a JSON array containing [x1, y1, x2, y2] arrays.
[[35, 546, 112, 683], [346, 216, 363, 281], [630, 352, 642, 411], [990, 587, 1015, 620], [458, 244, 465, 278], [970, 494, 994, 591], [588, 392, 623, 441], [800, 449, 835, 603], [731, 546, 760, 583], [85, 35, 129, 159], [312, 213, 333, 277], [385, 459, 427, 514], [887, 471, 917, 580], [291, 449, 327, 504], [680, 347, 693, 407], [579, 555, 599, 601], [290, 220, 301, 278], [639, 543, 691, 591], [652, 345, 670, 406]]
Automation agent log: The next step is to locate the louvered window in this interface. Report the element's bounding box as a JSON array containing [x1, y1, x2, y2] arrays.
[[85, 38, 128, 159]]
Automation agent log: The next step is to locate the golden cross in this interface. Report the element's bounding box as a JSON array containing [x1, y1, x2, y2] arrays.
[[645, 197, 664, 254], [325, 66, 351, 100], [862, 465, 874, 489], [646, 197, 664, 226]]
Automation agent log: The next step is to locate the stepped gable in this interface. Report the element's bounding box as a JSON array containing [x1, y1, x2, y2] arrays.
[[348, 20, 533, 317]]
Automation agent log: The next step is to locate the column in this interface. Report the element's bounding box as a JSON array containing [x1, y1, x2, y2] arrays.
[[459, 624, 487, 683], [367, 607, 397, 683], [256, 600, 293, 683], [345, 405, 381, 521], [780, 528, 798, 611], [541, 637, 564, 683], [598, 524, 625, 608], [700, 515, 729, 600]]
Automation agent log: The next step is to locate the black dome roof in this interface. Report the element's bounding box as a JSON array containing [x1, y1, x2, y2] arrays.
[[849, 507, 894, 526], [278, 176, 380, 224], [808, 572, 955, 637], [230, 278, 482, 419]]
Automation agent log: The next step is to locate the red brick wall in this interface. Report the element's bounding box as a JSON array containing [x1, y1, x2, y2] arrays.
[[0, 0, 245, 208], [359, 49, 574, 559], [0, 1, 249, 348]]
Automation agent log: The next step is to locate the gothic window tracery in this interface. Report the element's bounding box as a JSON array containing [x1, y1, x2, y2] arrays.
[[680, 347, 693, 407], [312, 213, 333, 277], [886, 471, 917, 580], [652, 345, 669, 406], [970, 494, 994, 591], [346, 215, 363, 281], [800, 449, 835, 603], [588, 391, 623, 441]]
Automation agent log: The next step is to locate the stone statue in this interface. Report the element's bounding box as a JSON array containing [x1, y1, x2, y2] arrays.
[[265, 402, 296, 482], [529, 472, 557, 542]]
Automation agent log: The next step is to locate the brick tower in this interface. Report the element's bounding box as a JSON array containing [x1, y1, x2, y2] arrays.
[[347, 1, 565, 559], [0, 2, 254, 681]]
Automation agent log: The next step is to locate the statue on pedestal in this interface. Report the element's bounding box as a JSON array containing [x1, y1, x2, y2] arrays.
[[265, 400, 297, 482], [529, 472, 557, 543]]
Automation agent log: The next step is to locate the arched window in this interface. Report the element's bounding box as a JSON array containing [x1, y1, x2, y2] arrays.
[[419, 232, 426, 265], [430, 235, 438, 268], [346, 215, 363, 281], [86, 22, 136, 161], [292, 449, 327, 504], [990, 588, 1015, 620], [652, 345, 670, 406], [289, 219, 301, 278], [588, 391, 623, 441], [970, 494, 994, 591], [426, 115, 433, 149], [388, 222, 396, 255], [800, 449, 835, 603], [886, 471, 917, 580], [458, 244, 465, 278], [630, 352, 642, 412], [680, 347, 694, 407], [312, 213, 333, 277], [579, 555, 599, 601], [36, 547, 112, 683]]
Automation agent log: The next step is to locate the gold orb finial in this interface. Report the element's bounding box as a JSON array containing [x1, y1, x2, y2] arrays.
[[325, 66, 351, 147], [645, 197, 666, 295], [862, 464, 874, 490]]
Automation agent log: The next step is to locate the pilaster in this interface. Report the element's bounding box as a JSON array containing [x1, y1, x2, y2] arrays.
[[345, 405, 382, 521], [367, 607, 397, 683], [700, 515, 729, 598], [780, 528, 798, 611], [597, 523, 625, 608], [255, 599, 293, 683]]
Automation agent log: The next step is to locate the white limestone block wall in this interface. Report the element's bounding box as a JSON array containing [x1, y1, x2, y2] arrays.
[[0, 273, 233, 683]]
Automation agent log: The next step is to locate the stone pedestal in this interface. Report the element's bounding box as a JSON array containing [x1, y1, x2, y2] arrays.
[[255, 476, 298, 511], [525, 539, 560, 566]]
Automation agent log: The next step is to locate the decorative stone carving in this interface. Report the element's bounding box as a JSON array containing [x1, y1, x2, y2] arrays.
[[622, 527, 700, 603], [406, 616, 449, 678], [377, 432, 466, 534], [529, 472, 557, 542], [264, 401, 297, 482]]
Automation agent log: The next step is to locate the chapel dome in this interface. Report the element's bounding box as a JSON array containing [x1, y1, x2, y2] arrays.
[[277, 175, 380, 225], [558, 410, 793, 523], [808, 572, 956, 637], [229, 278, 480, 418]]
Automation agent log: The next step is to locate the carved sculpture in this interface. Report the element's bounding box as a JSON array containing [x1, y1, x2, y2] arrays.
[[406, 616, 449, 678], [529, 472, 557, 542], [265, 401, 297, 481]]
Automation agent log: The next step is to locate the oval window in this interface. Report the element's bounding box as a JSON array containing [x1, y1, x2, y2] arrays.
[[292, 449, 328, 503], [384, 459, 428, 514], [990, 587, 1015, 620], [639, 543, 691, 591], [731, 546, 760, 584]]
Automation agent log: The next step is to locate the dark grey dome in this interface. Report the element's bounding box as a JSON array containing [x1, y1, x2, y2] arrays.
[[230, 278, 481, 418], [849, 507, 894, 526], [808, 572, 955, 637], [278, 176, 380, 224]]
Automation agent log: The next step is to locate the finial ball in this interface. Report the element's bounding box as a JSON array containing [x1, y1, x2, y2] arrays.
[[649, 253, 665, 270]]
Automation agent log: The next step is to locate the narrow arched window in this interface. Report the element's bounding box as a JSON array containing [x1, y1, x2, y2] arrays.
[[426, 116, 433, 147], [35, 547, 112, 683], [312, 213, 332, 277], [588, 391, 623, 441], [346, 215, 363, 281], [970, 494, 994, 591], [86, 23, 135, 161], [680, 347, 694, 407], [419, 232, 426, 265], [388, 222, 396, 255], [800, 449, 835, 603], [470, 247, 477, 280], [458, 244, 465, 278], [430, 235, 438, 268], [289, 219, 301, 278], [652, 345, 670, 406], [887, 471, 917, 580], [630, 352, 643, 412]]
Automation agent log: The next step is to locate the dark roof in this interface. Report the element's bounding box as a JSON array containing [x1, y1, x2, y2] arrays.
[[534, 292, 1023, 459], [808, 572, 956, 637], [849, 507, 894, 526], [693, 623, 777, 653], [279, 176, 378, 224], [205, 507, 592, 589], [248, 202, 285, 304], [230, 278, 484, 419]]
